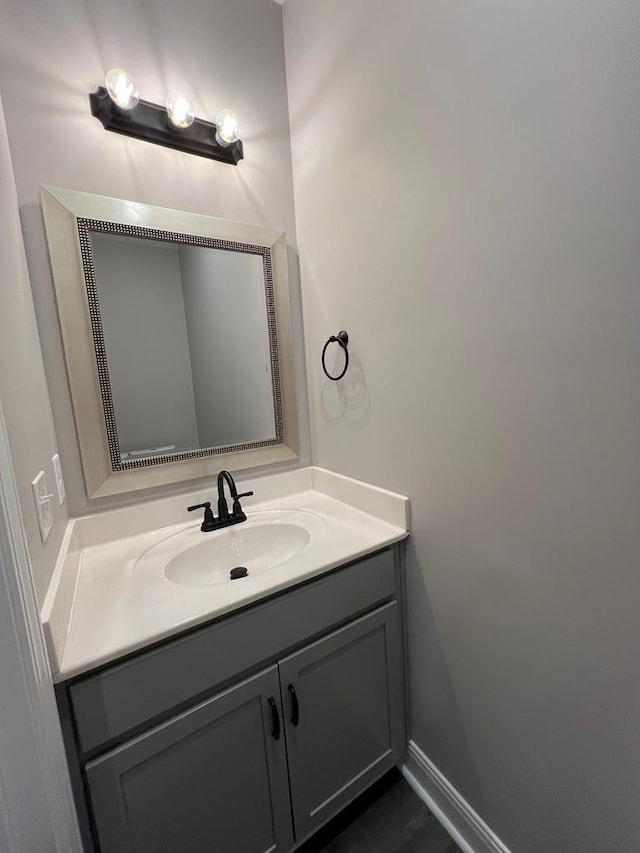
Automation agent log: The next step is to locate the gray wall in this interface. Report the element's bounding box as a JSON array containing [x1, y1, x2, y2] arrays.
[[0, 88, 66, 605], [180, 246, 276, 447], [0, 0, 309, 516], [92, 233, 199, 455], [283, 2, 640, 852]]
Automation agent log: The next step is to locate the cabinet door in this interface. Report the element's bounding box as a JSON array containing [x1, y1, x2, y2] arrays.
[[86, 665, 293, 853], [279, 602, 404, 841]]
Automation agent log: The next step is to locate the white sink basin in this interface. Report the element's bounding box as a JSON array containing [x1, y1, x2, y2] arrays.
[[135, 509, 326, 588], [166, 523, 310, 587]]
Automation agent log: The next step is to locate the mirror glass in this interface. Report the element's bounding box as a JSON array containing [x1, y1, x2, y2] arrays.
[[82, 222, 282, 469]]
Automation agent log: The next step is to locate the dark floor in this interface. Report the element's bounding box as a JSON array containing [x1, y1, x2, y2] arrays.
[[298, 771, 462, 853]]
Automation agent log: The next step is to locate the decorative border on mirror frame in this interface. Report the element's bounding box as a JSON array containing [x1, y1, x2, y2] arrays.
[[76, 217, 284, 472]]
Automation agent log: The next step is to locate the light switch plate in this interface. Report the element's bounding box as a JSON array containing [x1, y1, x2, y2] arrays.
[[52, 453, 66, 505], [32, 471, 54, 543]]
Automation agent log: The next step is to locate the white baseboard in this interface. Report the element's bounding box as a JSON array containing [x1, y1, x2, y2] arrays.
[[401, 741, 513, 853]]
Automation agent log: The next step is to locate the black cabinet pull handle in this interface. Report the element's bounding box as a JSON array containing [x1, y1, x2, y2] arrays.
[[288, 684, 299, 727], [268, 697, 280, 741]]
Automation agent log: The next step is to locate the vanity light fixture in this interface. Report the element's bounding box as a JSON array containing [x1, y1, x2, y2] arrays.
[[90, 69, 244, 165]]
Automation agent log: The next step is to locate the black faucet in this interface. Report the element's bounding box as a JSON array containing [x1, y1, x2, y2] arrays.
[[187, 471, 254, 532]]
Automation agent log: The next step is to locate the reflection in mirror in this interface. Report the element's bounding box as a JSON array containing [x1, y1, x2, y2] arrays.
[[41, 185, 299, 499], [81, 221, 282, 470]]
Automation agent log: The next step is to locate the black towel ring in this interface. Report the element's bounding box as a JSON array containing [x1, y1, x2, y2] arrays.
[[322, 330, 349, 381]]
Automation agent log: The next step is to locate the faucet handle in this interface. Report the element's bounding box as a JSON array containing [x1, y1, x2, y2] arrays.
[[231, 491, 254, 519], [187, 501, 216, 532]]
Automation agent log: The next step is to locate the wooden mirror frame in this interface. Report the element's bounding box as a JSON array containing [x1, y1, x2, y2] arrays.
[[41, 186, 299, 499]]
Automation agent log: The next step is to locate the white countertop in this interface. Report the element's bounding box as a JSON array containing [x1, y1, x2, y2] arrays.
[[42, 467, 409, 682]]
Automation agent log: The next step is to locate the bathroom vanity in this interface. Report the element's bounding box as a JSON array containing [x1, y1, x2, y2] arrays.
[[46, 468, 409, 853], [39, 172, 409, 853], [38, 171, 410, 853]]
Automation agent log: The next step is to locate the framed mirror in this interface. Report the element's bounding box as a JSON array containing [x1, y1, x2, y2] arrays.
[[41, 186, 299, 499]]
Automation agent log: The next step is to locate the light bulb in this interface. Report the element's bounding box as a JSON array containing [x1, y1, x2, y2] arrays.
[[215, 109, 240, 146], [166, 91, 195, 129], [105, 68, 139, 111]]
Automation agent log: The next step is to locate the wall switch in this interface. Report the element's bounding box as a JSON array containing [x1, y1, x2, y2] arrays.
[[52, 453, 66, 506], [32, 471, 54, 543]]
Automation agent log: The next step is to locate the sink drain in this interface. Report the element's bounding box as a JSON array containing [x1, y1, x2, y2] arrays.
[[229, 566, 248, 580]]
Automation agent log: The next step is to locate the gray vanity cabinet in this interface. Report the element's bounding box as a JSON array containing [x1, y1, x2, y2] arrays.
[[62, 548, 406, 853], [85, 666, 294, 853], [279, 603, 403, 841]]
